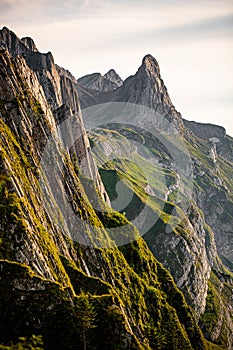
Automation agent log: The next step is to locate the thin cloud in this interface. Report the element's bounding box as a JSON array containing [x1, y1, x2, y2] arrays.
[[152, 13, 233, 41], [1, 0, 233, 24], [90, 13, 233, 52]]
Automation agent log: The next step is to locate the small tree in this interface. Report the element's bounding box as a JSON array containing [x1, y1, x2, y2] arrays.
[[75, 293, 96, 350]]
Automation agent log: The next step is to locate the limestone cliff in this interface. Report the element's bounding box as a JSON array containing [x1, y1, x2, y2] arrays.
[[78, 54, 233, 348], [0, 26, 109, 204], [0, 27, 215, 350], [1, 27, 232, 350]]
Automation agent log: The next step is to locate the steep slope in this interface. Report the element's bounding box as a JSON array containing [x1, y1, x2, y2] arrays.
[[78, 53, 233, 271], [0, 26, 109, 205], [0, 28, 216, 350], [183, 120, 233, 269], [77, 54, 184, 132], [79, 56, 233, 348], [88, 125, 233, 347]]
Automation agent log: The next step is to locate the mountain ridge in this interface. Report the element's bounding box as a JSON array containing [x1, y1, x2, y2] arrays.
[[0, 26, 233, 350], [77, 46, 233, 347]]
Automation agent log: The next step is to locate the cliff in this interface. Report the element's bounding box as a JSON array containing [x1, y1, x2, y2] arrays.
[[78, 54, 233, 348], [0, 27, 218, 350]]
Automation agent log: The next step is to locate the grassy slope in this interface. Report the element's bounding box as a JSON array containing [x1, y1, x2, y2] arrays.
[[0, 100, 207, 349], [89, 125, 233, 349]]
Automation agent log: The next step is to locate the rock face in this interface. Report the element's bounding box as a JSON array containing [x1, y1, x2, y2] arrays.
[[184, 120, 226, 141], [104, 68, 123, 87], [0, 27, 214, 350], [119, 54, 183, 129], [0, 26, 109, 205], [78, 69, 123, 93], [21, 36, 38, 52], [183, 119, 233, 270], [78, 53, 233, 347], [0, 27, 233, 350], [77, 54, 184, 132]]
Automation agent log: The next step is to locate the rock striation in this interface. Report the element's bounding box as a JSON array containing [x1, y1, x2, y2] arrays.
[[78, 69, 123, 93], [0, 26, 109, 205], [77, 54, 184, 132], [0, 27, 232, 350], [78, 53, 233, 347]]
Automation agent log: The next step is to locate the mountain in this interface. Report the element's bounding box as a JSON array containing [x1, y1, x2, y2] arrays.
[[77, 54, 184, 132], [78, 55, 233, 347], [78, 54, 233, 272], [78, 69, 123, 92], [0, 27, 232, 350], [104, 69, 123, 87]]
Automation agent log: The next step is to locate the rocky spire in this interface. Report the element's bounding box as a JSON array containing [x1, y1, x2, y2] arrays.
[[21, 36, 38, 52], [141, 54, 160, 76], [77, 54, 184, 132]]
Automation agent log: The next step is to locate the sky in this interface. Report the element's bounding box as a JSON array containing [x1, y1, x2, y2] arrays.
[[1, 0, 233, 136]]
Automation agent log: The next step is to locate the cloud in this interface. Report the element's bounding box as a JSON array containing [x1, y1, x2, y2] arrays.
[[0, 1, 11, 11], [1, 0, 233, 24], [152, 13, 233, 41], [88, 13, 233, 53]]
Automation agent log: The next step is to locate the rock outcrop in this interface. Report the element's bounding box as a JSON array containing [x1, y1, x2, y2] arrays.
[[0, 26, 214, 350], [1, 27, 232, 350], [77, 54, 184, 132], [0, 26, 109, 205], [183, 120, 233, 270], [78, 69, 123, 93], [78, 54, 233, 348]]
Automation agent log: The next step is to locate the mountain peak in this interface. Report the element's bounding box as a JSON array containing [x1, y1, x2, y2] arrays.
[[1, 27, 38, 53], [104, 69, 123, 87], [21, 36, 38, 52], [78, 69, 123, 93], [1, 26, 10, 33], [141, 54, 160, 75], [104, 68, 117, 75]]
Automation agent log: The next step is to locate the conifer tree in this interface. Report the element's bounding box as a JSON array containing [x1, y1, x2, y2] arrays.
[[76, 293, 96, 350]]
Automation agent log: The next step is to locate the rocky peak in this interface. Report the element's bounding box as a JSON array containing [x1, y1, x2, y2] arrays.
[[103, 69, 123, 87], [1, 26, 25, 57], [141, 54, 160, 76], [77, 54, 184, 132], [0, 27, 110, 204], [100, 54, 184, 132], [184, 120, 226, 141], [21, 36, 38, 52], [78, 69, 122, 93], [78, 72, 102, 90]]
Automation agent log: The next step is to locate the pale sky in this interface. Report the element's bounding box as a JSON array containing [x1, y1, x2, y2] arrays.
[[1, 0, 233, 136]]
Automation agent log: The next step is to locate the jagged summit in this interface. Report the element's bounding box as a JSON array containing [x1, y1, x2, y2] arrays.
[[21, 36, 38, 52], [1, 26, 10, 34], [103, 68, 123, 87], [138, 54, 161, 76], [77, 53, 184, 131], [142, 54, 159, 68], [104, 68, 117, 76], [78, 69, 122, 92], [0, 26, 53, 61]]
